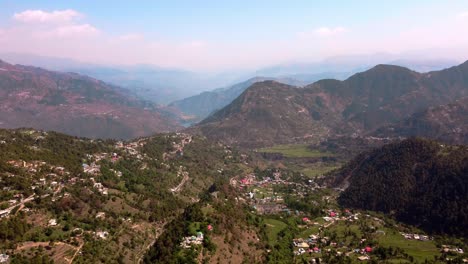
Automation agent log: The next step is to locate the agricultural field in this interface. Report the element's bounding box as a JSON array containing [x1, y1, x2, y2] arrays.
[[258, 144, 334, 158]]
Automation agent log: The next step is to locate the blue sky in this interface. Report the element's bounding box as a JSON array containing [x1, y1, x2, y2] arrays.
[[1, 0, 468, 70]]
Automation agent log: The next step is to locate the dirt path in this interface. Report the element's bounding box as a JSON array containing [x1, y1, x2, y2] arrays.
[[65, 242, 83, 264], [16, 241, 51, 251], [323, 221, 335, 228], [135, 223, 166, 264]]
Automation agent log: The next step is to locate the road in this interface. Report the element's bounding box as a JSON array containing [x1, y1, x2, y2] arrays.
[[1, 194, 35, 215], [170, 172, 189, 193]]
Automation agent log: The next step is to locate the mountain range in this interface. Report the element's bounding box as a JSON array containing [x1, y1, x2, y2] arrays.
[[0, 53, 251, 104], [191, 61, 468, 147], [1, 55, 467, 146], [0, 59, 181, 139], [2, 53, 458, 106]]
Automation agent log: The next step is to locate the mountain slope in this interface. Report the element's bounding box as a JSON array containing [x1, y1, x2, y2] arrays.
[[190, 81, 348, 147], [332, 138, 468, 237], [169, 73, 356, 125], [374, 97, 468, 144], [192, 61, 468, 147], [0, 128, 255, 263], [0, 59, 181, 139], [169, 77, 276, 124]]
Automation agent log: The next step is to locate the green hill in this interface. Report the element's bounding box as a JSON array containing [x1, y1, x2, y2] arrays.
[[333, 138, 468, 237]]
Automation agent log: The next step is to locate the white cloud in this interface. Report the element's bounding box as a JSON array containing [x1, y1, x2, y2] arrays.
[[52, 24, 99, 37], [10, 9, 98, 39], [297, 26, 347, 39], [13, 9, 82, 24], [314, 26, 346, 36]]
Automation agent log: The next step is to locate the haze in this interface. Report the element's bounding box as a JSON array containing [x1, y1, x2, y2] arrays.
[[1, 0, 468, 71]]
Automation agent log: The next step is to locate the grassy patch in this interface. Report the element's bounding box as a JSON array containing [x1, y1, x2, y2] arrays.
[[258, 144, 334, 158], [264, 218, 287, 245], [377, 228, 439, 262], [298, 226, 320, 239], [188, 222, 202, 236]]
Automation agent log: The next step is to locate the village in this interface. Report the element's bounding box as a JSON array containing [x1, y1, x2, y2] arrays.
[[230, 169, 466, 263], [0, 146, 131, 262], [0, 132, 204, 263]]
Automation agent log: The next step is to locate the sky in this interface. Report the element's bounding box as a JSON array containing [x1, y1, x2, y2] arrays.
[[1, 0, 468, 71]]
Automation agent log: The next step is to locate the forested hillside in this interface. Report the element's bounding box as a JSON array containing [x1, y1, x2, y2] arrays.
[[374, 97, 468, 144], [333, 138, 468, 237]]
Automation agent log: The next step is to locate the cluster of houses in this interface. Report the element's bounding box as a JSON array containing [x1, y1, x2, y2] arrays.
[[0, 159, 72, 219], [234, 172, 314, 215], [90, 178, 108, 195], [103, 141, 147, 172], [115, 140, 146, 160], [6, 160, 68, 177], [180, 232, 204, 249], [400, 233, 431, 241], [83, 162, 101, 175], [441, 245, 464, 254], [163, 134, 193, 161], [292, 233, 374, 260]]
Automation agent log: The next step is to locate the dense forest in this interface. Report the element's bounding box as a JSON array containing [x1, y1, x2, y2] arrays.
[[334, 138, 468, 237]]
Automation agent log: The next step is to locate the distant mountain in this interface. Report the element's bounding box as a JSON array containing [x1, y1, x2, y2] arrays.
[[333, 138, 468, 237], [388, 58, 460, 72], [169, 77, 310, 125], [191, 61, 468, 147], [70, 65, 249, 104], [4, 53, 457, 106], [0, 59, 181, 139], [0, 53, 251, 104], [374, 97, 468, 144], [256, 54, 458, 77]]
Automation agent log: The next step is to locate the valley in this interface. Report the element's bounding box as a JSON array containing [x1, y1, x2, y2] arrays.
[[2, 2, 468, 263], [0, 53, 467, 264], [0, 58, 468, 263]]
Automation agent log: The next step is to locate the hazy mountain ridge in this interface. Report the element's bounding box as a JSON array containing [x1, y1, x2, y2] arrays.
[[192, 61, 468, 147], [0, 59, 181, 139]]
